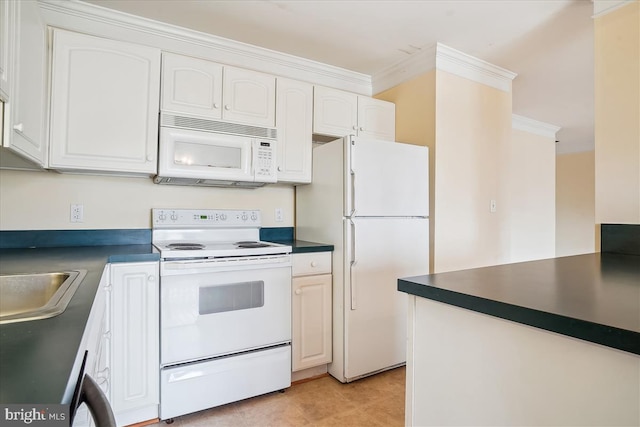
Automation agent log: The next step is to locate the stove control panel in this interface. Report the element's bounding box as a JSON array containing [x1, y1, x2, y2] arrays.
[[153, 209, 261, 228]]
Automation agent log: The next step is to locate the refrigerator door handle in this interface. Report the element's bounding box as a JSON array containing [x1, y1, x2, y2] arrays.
[[350, 169, 356, 217], [350, 219, 357, 310], [346, 138, 356, 217]]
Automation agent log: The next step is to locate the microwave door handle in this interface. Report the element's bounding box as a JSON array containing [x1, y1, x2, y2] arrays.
[[250, 140, 256, 178]]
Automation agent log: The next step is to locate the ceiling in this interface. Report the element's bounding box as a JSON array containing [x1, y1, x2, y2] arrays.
[[82, 0, 595, 154]]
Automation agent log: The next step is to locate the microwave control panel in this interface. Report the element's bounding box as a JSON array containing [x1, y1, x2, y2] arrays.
[[253, 140, 277, 182]]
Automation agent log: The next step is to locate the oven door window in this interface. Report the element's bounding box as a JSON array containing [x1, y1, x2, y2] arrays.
[[199, 281, 264, 314]]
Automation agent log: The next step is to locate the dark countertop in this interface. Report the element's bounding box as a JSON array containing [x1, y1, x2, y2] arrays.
[[259, 227, 334, 253], [0, 245, 159, 404], [399, 253, 640, 355], [278, 240, 334, 254]]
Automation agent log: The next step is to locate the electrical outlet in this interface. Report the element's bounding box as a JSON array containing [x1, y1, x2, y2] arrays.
[[490, 199, 497, 213], [70, 204, 84, 223], [275, 208, 284, 222]]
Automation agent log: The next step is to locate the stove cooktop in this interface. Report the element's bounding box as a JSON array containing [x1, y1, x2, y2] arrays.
[[152, 209, 292, 259], [153, 239, 291, 259]]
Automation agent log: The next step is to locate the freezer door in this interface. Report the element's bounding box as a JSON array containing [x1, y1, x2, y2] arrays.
[[345, 137, 429, 217], [344, 217, 429, 380]]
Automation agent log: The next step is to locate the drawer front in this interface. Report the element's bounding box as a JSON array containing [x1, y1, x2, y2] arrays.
[[292, 252, 332, 276]]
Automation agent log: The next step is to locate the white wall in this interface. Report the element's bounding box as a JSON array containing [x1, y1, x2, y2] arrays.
[[407, 296, 640, 427], [0, 169, 294, 230]]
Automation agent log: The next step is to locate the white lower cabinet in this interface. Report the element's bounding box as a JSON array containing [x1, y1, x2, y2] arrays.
[[291, 252, 332, 372], [109, 261, 159, 426], [73, 268, 110, 427]]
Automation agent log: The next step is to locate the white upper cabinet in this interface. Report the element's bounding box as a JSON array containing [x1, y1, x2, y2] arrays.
[[161, 52, 276, 128], [313, 86, 358, 138], [0, 0, 48, 167], [0, 0, 13, 101], [313, 86, 396, 141], [276, 77, 312, 183], [357, 96, 396, 141], [49, 29, 161, 175], [223, 66, 275, 127], [161, 52, 223, 119]]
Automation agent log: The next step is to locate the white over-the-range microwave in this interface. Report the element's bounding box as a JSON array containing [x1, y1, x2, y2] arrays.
[[154, 113, 278, 188]]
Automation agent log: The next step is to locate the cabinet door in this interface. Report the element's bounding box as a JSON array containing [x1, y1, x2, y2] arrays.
[[110, 262, 159, 424], [72, 268, 111, 427], [223, 66, 275, 127], [161, 52, 223, 119], [313, 86, 357, 138], [357, 96, 396, 141], [0, 0, 13, 101], [3, 0, 48, 166], [276, 78, 312, 183], [49, 30, 160, 174], [292, 273, 332, 371]]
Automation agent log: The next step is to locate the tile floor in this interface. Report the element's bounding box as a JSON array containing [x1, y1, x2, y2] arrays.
[[151, 366, 406, 427]]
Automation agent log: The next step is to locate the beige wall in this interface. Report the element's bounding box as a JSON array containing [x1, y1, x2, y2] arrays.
[[594, 1, 640, 224], [510, 129, 556, 262], [433, 71, 512, 273], [556, 151, 596, 256], [0, 169, 294, 230]]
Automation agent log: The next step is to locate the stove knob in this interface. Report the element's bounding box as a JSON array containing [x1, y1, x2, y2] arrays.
[[158, 212, 166, 221], [220, 213, 227, 221], [251, 212, 258, 221], [241, 213, 248, 221], [170, 212, 178, 221]]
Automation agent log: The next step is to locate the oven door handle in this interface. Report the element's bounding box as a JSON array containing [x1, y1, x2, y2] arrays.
[[160, 256, 292, 275]]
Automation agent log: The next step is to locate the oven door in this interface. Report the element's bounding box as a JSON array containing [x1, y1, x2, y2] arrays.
[[160, 256, 291, 366]]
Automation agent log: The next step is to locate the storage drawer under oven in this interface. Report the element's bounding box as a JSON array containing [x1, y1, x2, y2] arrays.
[[160, 344, 291, 420], [160, 263, 291, 366]]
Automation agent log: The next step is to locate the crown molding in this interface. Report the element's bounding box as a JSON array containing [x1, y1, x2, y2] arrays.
[[593, 0, 636, 17], [38, 0, 372, 94], [512, 114, 561, 139], [435, 43, 517, 93], [373, 42, 516, 94], [372, 44, 437, 94]]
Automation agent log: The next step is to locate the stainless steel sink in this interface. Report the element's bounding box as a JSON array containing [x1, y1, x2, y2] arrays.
[[0, 270, 87, 324]]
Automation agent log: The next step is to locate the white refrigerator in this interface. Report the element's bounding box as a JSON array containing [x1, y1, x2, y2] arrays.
[[296, 135, 430, 383]]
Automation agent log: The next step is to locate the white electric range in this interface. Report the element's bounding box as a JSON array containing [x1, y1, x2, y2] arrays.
[[152, 209, 292, 421]]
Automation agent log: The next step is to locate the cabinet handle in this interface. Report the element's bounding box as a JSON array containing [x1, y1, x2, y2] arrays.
[[352, 125, 357, 131], [146, 154, 154, 162], [148, 275, 156, 282], [13, 123, 23, 132], [213, 103, 219, 109], [224, 105, 231, 110], [310, 261, 317, 267], [359, 127, 364, 131], [295, 289, 302, 295], [277, 166, 282, 172]]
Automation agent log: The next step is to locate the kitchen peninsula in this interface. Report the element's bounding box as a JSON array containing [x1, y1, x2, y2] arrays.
[[398, 225, 640, 426]]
